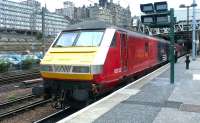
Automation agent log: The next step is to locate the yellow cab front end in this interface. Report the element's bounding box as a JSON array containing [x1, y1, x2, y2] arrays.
[[40, 29, 104, 81], [40, 47, 98, 81]]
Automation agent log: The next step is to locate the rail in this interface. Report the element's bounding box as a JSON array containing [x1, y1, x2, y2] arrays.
[[0, 99, 52, 119], [0, 69, 40, 85], [0, 94, 35, 108], [33, 107, 77, 123]]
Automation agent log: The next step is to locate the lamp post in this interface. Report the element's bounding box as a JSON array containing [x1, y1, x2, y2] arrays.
[[179, 3, 197, 59], [179, 4, 190, 53], [42, 7, 45, 56], [192, 0, 197, 60]]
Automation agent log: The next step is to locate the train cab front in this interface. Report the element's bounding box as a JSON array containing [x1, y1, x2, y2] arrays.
[[40, 28, 116, 103]]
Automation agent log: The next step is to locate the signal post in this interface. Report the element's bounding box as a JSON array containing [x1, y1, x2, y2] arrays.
[[140, 2, 175, 84]]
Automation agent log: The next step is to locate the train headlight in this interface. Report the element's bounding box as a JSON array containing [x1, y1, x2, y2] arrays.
[[91, 65, 103, 74], [72, 66, 90, 73]]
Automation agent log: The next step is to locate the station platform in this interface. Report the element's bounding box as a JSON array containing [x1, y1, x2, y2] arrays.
[[58, 56, 200, 123]]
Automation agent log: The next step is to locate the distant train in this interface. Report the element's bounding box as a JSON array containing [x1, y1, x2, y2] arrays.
[[40, 21, 183, 106]]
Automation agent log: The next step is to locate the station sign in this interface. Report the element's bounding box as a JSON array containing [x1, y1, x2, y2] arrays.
[[154, 1, 168, 12], [140, 1, 171, 28], [140, 3, 154, 13], [141, 15, 154, 24]]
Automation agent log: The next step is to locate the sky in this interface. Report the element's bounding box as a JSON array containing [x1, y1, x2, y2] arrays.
[[16, 0, 200, 16]]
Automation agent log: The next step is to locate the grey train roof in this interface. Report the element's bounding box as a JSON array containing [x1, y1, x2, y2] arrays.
[[63, 20, 169, 44], [64, 20, 115, 31]]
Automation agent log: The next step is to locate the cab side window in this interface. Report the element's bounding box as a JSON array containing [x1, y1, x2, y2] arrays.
[[110, 33, 117, 47]]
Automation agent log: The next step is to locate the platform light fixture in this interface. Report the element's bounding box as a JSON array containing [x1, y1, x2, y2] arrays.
[[140, 3, 154, 13], [179, 2, 198, 60]]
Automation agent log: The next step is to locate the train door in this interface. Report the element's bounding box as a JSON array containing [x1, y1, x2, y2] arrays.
[[120, 32, 128, 72], [144, 39, 149, 58]]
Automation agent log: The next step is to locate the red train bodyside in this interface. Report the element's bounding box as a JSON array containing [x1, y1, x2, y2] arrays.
[[93, 30, 168, 90]]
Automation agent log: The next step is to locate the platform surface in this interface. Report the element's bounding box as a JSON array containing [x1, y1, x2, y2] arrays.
[[58, 56, 200, 123]]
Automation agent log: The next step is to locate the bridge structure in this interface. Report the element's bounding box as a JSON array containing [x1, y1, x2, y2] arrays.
[[132, 16, 200, 52]]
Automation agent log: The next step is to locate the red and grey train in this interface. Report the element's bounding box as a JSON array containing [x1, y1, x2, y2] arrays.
[[40, 22, 179, 105]]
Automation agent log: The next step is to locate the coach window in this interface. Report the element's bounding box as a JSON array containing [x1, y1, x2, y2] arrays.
[[110, 33, 117, 47]]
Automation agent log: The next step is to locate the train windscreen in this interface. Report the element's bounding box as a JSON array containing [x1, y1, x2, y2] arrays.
[[53, 30, 104, 47]]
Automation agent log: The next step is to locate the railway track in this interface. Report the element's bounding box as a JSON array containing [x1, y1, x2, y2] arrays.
[[0, 97, 52, 119], [34, 107, 78, 123], [0, 69, 40, 85], [0, 94, 35, 108]]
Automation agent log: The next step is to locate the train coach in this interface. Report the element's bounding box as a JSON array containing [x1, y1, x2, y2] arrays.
[[40, 21, 170, 106]]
